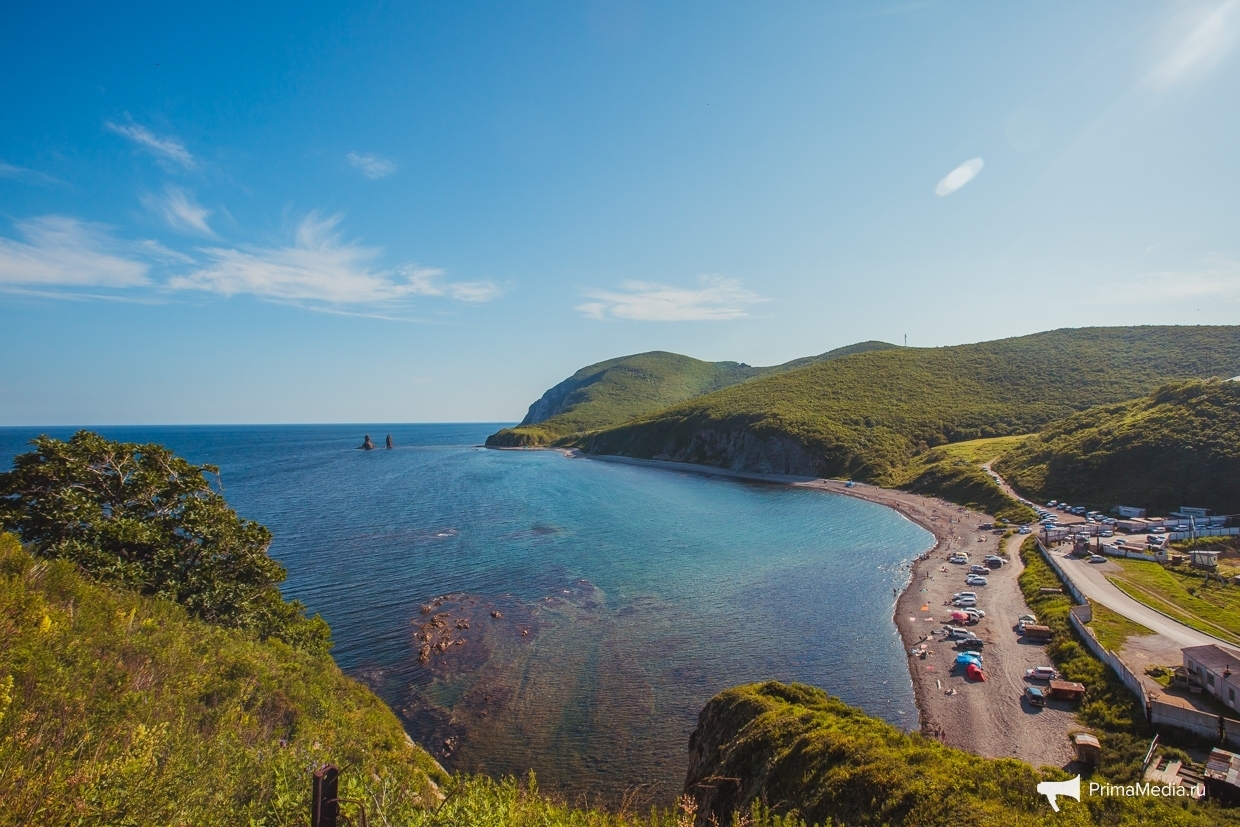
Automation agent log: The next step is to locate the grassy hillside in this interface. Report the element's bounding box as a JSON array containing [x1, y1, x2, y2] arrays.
[[578, 326, 1240, 483], [0, 532, 449, 826], [487, 342, 894, 447], [686, 680, 1228, 827], [995, 379, 1240, 515], [888, 436, 1035, 523]]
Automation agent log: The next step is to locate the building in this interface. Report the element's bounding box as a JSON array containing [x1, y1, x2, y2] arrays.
[[1114, 505, 1147, 519], [1183, 645, 1240, 710], [1205, 748, 1240, 806]]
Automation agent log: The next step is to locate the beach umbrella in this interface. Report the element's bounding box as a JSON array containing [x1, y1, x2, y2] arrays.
[[951, 610, 969, 622]]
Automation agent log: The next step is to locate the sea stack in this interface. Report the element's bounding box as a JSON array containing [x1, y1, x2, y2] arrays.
[[360, 434, 375, 450], [386, 434, 394, 449]]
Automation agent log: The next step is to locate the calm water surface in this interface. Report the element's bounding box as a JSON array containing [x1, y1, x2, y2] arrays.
[[0, 424, 931, 801]]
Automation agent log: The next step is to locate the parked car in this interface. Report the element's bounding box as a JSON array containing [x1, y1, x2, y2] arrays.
[[1089, 554, 1107, 563], [952, 596, 977, 607], [953, 591, 978, 601], [944, 626, 977, 640], [948, 553, 969, 564], [957, 637, 985, 651], [1018, 526, 1031, 534], [965, 575, 989, 586], [1024, 685, 1047, 707], [963, 608, 986, 621], [984, 555, 1005, 567], [1100, 530, 1114, 537], [970, 564, 990, 574], [1025, 666, 1058, 681]]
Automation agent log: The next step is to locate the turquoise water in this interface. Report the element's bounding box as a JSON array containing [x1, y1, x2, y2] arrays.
[[0, 424, 932, 801]]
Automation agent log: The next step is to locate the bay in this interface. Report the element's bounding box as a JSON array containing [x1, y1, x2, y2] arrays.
[[0, 423, 931, 802]]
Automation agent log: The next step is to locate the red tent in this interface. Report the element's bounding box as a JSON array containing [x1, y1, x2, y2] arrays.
[[951, 610, 969, 623], [966, 663, 986, 681]]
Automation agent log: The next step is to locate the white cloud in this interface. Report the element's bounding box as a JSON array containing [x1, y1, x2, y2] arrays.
[[142, 185, 213, 235], [575, 275, 767, 321], [1147, 0, 1238, 89], [105, 121, 195, 169], [0, 216, 150, 289], [169, 213, 497, 305], [346, 151, 397, 180], [0, 161, 60, 186], [934, 157, 984, 196]]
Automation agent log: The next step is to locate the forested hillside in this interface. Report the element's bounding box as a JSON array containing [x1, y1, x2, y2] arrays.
[[995, 379, 1240, 514], [487, 342, 894, 447], [577, 326, 1240, 483]]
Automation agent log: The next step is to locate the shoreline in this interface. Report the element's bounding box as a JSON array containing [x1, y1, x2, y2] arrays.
[[569, 452, 971, 739], [487, 448, 1074, 764]]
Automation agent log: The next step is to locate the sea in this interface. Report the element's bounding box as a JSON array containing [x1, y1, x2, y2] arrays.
[[0, 423, 932, 802]]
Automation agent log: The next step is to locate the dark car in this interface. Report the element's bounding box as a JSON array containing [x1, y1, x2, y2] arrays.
[[1025, 686, 1046, 707], [956, 638, 985, 651]]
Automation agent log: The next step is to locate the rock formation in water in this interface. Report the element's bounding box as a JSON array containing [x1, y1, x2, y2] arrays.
[[386, 434, 394, 449], [360, 434, 376, 450]]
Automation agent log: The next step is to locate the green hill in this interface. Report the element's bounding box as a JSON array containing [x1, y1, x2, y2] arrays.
[[576, 326, 1240, 484], [486, 342, 895, 447], [686, 681, 1230, 827], [0, 532, 449, 826], [995, 379, 1240, 515]]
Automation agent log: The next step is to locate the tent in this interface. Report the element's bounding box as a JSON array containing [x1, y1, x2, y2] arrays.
[[966, 663, 986, 681], [951, 610, 970, 623], [955, 652, 982, 668]]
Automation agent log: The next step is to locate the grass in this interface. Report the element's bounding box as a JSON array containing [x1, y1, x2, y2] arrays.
[[579, 326, 1240, 484], [996, 379, 1240, 515], [687, 680, 1233, 826], [0, 532, 450, 826], [1086, 601, 1155, 652], [1106, 557, 1240, 644], [886, 436, 1036, 523], [487, 343, 896, 447]]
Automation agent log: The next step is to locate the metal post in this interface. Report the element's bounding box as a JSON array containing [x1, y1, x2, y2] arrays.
[[312, 764, 339, 827]]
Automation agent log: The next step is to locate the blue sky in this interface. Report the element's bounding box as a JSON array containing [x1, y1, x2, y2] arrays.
[[2, 1, 1238, 424]]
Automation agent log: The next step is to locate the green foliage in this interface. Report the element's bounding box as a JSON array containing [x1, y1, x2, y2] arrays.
[[0, 533, 448, 827], [1106, 558, 1240, 644], [487, 344, 896, 448], [997, 379, 1240, 514], [887, 437, 1036, 523], [686, 680, 1230, 826], [578, 326, 1240, 483], [0, 431, 329, 653]]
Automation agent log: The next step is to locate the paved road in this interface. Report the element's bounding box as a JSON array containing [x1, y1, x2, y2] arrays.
[[1045, 544, 1235, 651]]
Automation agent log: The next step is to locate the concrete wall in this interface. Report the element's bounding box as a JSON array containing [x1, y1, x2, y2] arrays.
[[1151, 700, 1224, 742], [1035, 539, 1088, 605], [1068, 607, 1149, 710]]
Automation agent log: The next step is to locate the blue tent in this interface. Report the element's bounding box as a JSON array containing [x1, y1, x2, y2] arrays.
[[955, 652, 983, 667]]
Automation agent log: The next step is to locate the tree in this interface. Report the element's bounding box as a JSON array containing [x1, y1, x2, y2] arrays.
[[0, 431, 330, 653]]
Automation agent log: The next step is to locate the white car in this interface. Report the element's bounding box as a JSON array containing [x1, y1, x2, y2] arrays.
[[1025, 666, 1058, 681], [965, 574, 989, 586], [952, 596, 977, 607], [953, 591, 978, 601]]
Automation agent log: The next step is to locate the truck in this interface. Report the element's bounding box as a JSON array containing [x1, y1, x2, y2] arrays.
[[1022, 624, 1053, 641]]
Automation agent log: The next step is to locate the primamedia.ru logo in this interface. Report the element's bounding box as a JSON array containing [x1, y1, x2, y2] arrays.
[[1036, 775, 1203, 812]]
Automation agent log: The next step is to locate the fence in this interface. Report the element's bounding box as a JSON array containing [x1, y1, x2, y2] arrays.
[[1037, 539, 1240, 748]]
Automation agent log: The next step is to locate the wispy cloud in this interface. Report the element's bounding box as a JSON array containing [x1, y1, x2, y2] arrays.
[[105, 120, 195, 169], [346, 151, 397, 180], [934, 157, 984, 196], [1146, 0, 1239, 90], [169, 213, 497, 305], [0, 161, 61, 186], [0, 216, 150, 289], [142, 185, 214, 235], [576, 276, 767, 321]]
